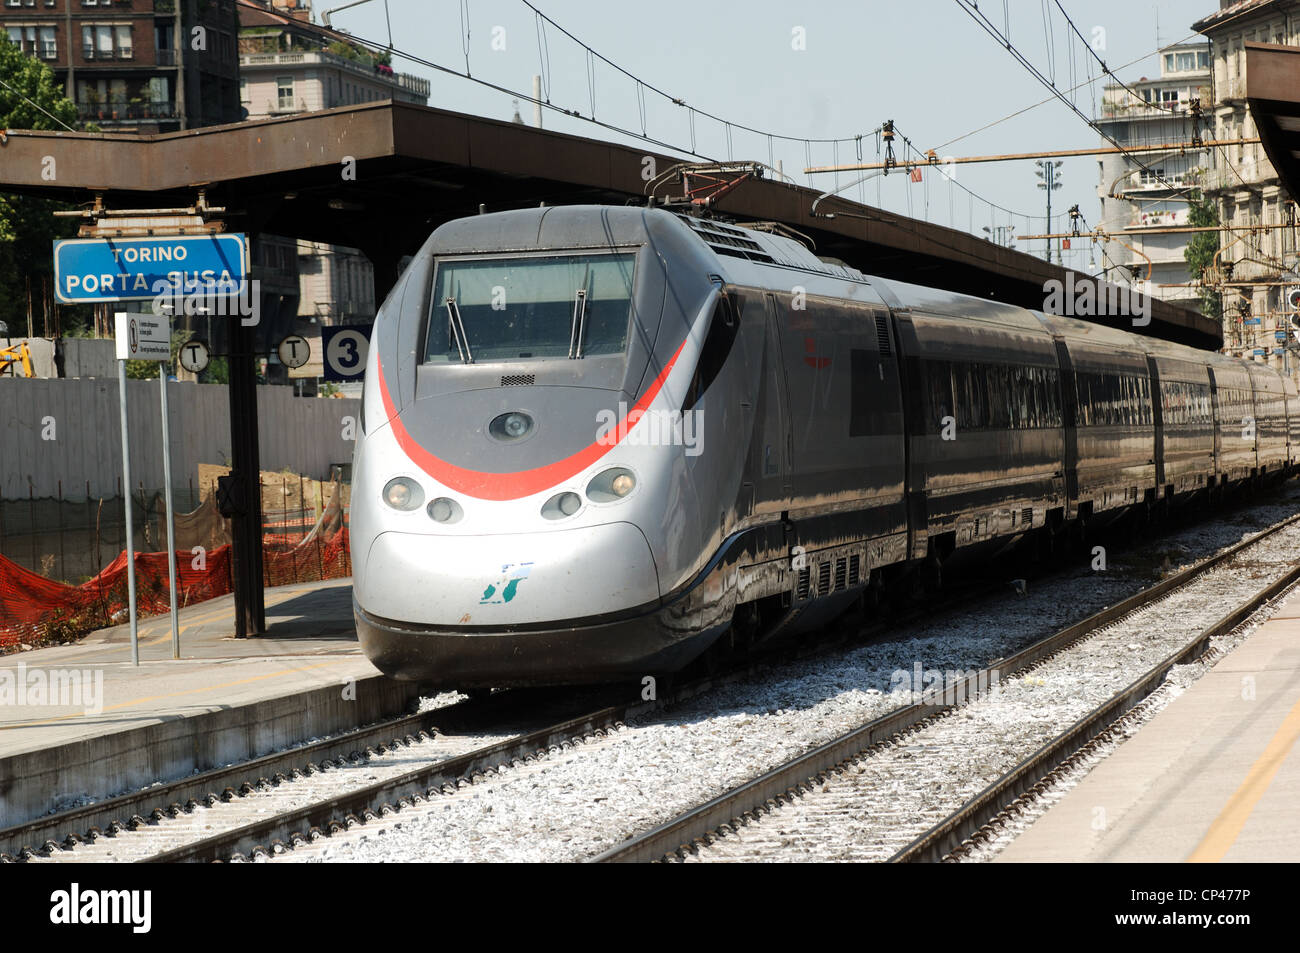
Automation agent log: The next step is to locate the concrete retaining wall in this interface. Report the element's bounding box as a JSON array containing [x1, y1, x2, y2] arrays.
[[0, 674, 422, 834]]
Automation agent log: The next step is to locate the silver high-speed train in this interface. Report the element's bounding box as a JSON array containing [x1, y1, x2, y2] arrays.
[[351, 205, 1299, 686]]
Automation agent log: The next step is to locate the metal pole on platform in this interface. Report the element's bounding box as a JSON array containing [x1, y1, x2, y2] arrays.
[[115, 322, 139, 666], [159, 368, 181, 659]]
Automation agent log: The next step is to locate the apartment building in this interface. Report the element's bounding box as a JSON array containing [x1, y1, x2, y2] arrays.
[[237, 0, 430, 333], [2, 0, 240, 132], [1095, 41, 1213, 311], [1194, 0, 1300, 369]]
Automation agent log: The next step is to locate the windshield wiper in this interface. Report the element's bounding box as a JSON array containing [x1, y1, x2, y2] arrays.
[[445, 297, 473, 364], [567, 289, 588, 359]]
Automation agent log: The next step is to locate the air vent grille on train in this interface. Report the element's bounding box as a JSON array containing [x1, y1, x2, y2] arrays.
[[685, 219, 776, 264], [500, 374, 535, 387], [875, 315, 892, 356]]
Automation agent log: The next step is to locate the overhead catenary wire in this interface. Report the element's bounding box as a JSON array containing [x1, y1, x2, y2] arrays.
[[332, 6, 885, 170], [513, 0, 877, 147], [930, 32, 1201, 153], [1042, 2, 1296, 279]]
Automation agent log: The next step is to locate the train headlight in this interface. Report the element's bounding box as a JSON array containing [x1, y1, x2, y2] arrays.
[[586, 467, 637, 503], [383, 477, 424, 511], [541, 491, 583, 520], [489, 411, 534, 441], [427, 497, 464, 524]]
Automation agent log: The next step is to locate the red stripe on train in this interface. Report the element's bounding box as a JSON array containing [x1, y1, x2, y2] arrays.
[[375, 339, 688, 501]]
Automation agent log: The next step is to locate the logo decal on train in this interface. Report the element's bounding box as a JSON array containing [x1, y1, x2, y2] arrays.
[[479, 562, 534, 605]]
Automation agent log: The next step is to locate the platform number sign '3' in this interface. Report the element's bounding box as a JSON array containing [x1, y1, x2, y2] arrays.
[[321, 325, 371, 382]]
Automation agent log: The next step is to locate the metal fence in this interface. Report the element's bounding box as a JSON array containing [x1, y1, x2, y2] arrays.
[[0, 474, 349, 586]]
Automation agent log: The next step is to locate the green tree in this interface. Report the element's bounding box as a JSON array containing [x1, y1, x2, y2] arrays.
[[1184, 188, 1222, 321], [125, 359, 160, 380], [0, 38, 82, 334], [202, 356, 230, 385]]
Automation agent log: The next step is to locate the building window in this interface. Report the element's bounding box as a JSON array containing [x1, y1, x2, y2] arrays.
[[276, 75, 294, 110], [95, 24, 111, 59], [38, 24, 54, 58], [148, 75, 169, 106], [114, 24, 131, 59]]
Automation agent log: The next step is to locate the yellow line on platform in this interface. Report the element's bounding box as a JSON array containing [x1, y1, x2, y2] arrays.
[[1187, 692, 1300, 862]]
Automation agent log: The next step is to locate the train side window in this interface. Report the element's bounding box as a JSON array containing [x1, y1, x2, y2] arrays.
[[925, 359, 954, 432], [682, 293, 741, 412], [988, 365, 1009, 429], [1045, 366, 1058, 428], [1014, 366, 1029, 429]]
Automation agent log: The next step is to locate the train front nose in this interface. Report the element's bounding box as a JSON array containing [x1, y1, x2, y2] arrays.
[[353, 522, 673, 686], [358, 521, 660, 624]]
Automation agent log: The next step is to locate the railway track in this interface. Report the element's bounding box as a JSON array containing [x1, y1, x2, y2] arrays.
[[7, 496, 1296, 863], [5, 584, 960, 863], [593, 509, 1300, 863], [0, 686, 623, 862], [888, 568, 1300, 863]]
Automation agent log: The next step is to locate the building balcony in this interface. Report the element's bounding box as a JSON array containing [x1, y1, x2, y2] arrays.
[[155, 48, 176, 66], [1201, 164, 1279, 193], [83, 48, 137, 63], [1100, 102, 1191, 120], [239, 49, 430, 100], [76, 101, 178, 122], [154, 0, 176, 13]]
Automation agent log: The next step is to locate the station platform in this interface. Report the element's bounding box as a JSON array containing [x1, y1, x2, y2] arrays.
[[997, 586, 1300, 863], [0, 580, 421, 830]]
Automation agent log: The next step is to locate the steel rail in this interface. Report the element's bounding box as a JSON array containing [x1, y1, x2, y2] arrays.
[[591, 510, 1300, 863], [0, 686, 622, 861], [116, 571, 1016, 861], [10, 500, 1296, 863], [888, 561, 1300, 863], [0, 710, 437, 861], [1, 584, 944, 863]]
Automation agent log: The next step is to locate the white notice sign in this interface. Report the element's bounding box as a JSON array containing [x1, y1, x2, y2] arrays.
[[114, 311, 171, 361]]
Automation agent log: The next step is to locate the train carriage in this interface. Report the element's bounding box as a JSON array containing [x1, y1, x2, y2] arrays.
[[892, 294, 1063, 570], [351, 205, 1294, 687], [1147, 343, 1217, 504], [1037, 314, 1157, 527], [1246, 359, 1290, 480], [1208, 357, 1259, 490]]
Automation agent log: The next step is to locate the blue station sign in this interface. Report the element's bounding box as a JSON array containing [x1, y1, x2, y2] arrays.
[[53, 234, 248, 303]]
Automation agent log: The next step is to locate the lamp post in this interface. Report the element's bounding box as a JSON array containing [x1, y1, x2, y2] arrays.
[[1035, 159, 1064, 262]]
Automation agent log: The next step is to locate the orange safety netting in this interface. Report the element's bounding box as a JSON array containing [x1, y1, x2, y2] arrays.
[[0, 484, 352, 647]]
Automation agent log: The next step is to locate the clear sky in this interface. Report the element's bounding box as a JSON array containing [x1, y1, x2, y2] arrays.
[[326, 0, 1218, 272]]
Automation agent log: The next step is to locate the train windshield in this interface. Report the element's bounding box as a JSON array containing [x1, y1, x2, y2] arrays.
[[426, 252, 635, 363]]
